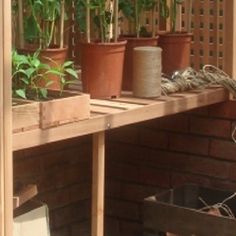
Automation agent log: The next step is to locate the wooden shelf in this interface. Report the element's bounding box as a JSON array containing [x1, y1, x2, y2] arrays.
[[13, 87, 228, 151]]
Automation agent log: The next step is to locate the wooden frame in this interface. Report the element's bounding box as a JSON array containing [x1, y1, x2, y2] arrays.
[[0, 0, 13, 235]]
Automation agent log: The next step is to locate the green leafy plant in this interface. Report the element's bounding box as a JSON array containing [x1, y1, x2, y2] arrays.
[[12, 50, 78, 100], [159, 0, 185, 32], [15, 0, 71, 49], [119, 0, 158, 37], [75, 0, 119, 43]]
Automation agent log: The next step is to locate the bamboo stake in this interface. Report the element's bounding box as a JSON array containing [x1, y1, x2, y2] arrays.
[[0, 0, 13, 235], [18, 0, 24, 48], [86, 0, 91, 43], [152, 4, 156, 38], [187, 0, 193, 33], [114, 0, 119, 42], [60, 0, 65, 48]]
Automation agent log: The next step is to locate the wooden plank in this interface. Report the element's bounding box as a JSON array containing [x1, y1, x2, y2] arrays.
[[40, 92, 90, 129], [13, 185, 38, 209], [90, 104, 125, 114], [0, 0, 13, 234], [12, 100, 40, 132], [90, 99, 143, 109], [13, 88, 228, 151], [92, 132, 105, 236], [224, 0, 236, 78]]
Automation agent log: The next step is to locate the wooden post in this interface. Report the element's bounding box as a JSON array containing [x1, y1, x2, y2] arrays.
[[92, 132, 105, 236], [224, 0, 236, 78], [0, 0, 13, 235]]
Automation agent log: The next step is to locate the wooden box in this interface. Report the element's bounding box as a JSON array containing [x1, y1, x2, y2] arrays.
[[13, 90, 90, 132], [143, 184, 236, 236]]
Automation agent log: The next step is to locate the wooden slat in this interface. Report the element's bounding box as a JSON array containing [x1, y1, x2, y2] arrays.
[[92, 132, 105, 236], [13, 88, 228, 151], [0, 0, 13, 234], [13, 185, 38, 209], [90, 99, 143, 109], [90, 104, 125, 114]]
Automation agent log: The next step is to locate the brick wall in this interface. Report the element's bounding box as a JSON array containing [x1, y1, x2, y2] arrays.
[[14, 135, 92, 236], [13, 100, 236, 236], [106, 100, 236, 236]]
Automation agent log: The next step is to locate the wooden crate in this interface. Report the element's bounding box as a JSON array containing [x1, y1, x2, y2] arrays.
[[13, 90, 90, 132], [13, 99, 40, 133], [143, 184, 236, 236]]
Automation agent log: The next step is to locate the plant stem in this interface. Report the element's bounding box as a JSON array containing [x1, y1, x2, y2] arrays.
[[29, 0, 43, 48]]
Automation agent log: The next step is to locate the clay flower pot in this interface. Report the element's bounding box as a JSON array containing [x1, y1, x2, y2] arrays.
[[80, 40, 127, 99], [158, 32, 192, 76], [120, 35, 158, 91]]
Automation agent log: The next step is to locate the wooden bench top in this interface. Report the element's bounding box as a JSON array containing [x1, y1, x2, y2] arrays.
[[13, 87, 229, 151]]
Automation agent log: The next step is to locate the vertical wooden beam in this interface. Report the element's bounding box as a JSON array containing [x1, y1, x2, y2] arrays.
[[0, 0, 13, 235], [224, 0, 236, 78], [92, 132, 105, 236]]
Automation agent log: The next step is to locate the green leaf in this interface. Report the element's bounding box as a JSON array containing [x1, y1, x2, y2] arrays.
[[15, 89, 26, 99], [45, 80, 54, 87], [25, 68, 35, 78], [20, 77, 30, 85], [63, 61, 74, 68], [65, 68, 78, 79], [39, 88, 48, 98]]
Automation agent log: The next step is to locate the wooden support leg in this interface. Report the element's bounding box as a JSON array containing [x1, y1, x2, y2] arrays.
[[92, 131, 105, 236]]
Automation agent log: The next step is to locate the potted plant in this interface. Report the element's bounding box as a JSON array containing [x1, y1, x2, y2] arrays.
[[119, 0, 159, 90], [158, 0, 193, 75], [12, 50, 90, 129], [75, 0, 127, 99], [14, 0, 71, 89]]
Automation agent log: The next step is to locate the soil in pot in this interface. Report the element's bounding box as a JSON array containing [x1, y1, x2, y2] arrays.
[[80, 40, 127, 99], [158, 32, 192, 76], [120, 35, 158, 91]]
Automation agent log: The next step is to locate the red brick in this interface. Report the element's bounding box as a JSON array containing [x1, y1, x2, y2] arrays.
[[187, 106, 209, 116], [141, 113, 189, 132], [106, 199, 140, 221], [210, 139, 236, 161], [138, 167, 171, 188], [51, 201, 90, 229], [39, 162, 91, 192], [51, 226, 70, 236], [14, 156, 42, 178], [169, 133, 209, 155], [120, 220, 142, 236], [106, 162, 139, 182], [138, 128, 168, 149], [120, 182, 164, 203], [108, 126, 139, 144], [171, 172, 212, 187], [105, 217, 120, 236], [209, 101, 236, 119], [106, 179, 121, 198], [190, 116, 231, 138], [71, 221, 90, 236]]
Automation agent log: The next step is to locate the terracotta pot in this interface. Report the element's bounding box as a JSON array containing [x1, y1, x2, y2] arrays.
[[80, 41, 127, 99], [158, 32, 192, 76], [18, 46, 68, 90], [120, 36, 158, 91]]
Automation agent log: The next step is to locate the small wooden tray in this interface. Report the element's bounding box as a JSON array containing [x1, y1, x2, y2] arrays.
[[13, 90, 90, 132]]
